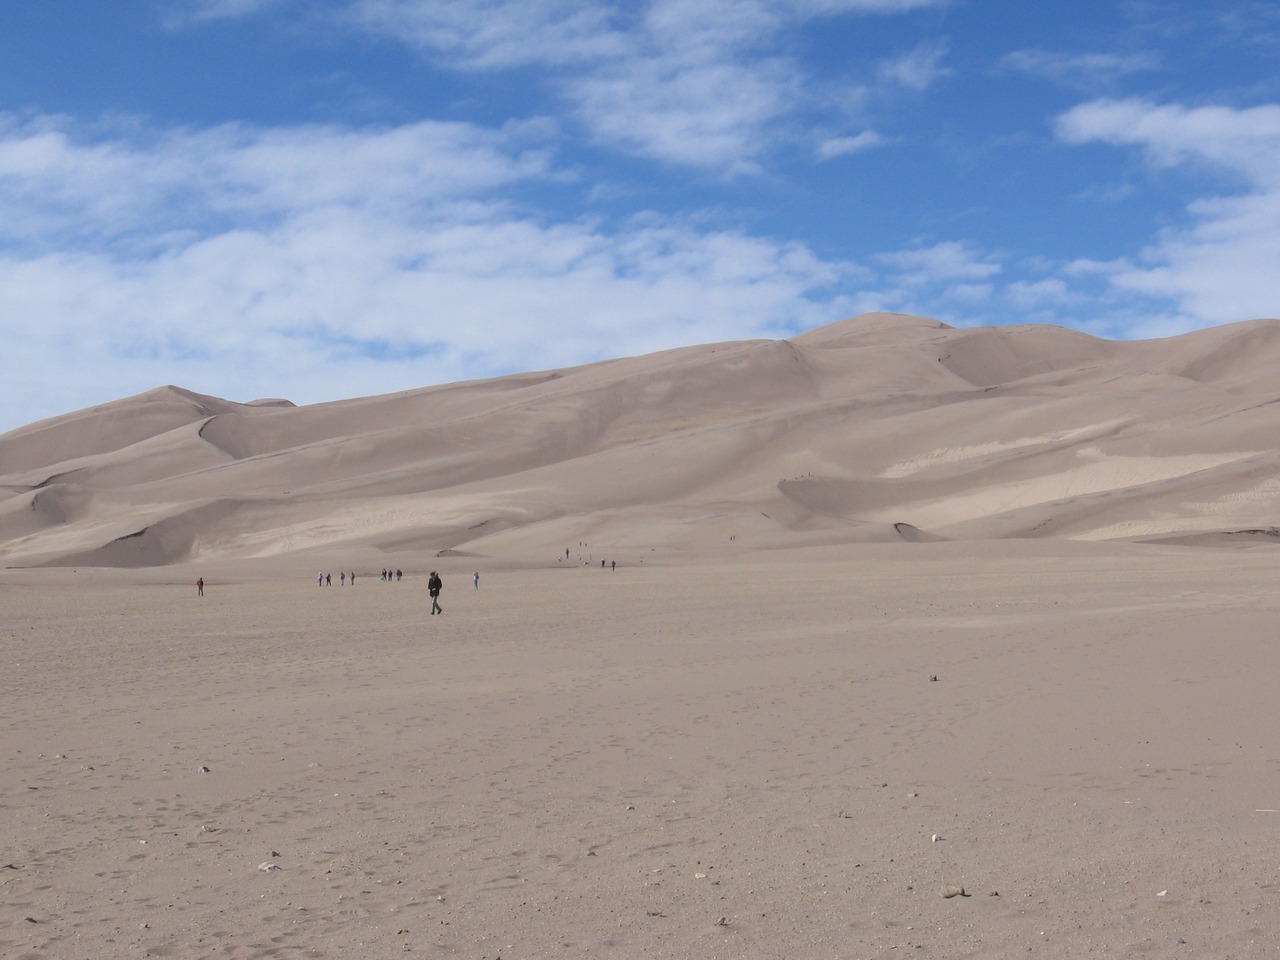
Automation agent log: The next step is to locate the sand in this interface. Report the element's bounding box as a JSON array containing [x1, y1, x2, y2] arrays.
[[4, 542, 1280, 959], [4, 312, 1280, 956]]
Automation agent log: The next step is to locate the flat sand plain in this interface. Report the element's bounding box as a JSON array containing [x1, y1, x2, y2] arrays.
[[3, 543, 1280, 959]]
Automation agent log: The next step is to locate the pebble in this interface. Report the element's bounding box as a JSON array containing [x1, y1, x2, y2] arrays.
[[940, 886, 968, 899], [258, 862, 281, 872]]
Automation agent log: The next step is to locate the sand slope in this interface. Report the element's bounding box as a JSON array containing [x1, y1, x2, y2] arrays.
[[3, 312, 1280, 568]]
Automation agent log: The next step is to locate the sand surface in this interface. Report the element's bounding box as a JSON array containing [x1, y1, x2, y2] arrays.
[[4, 544, 1280, 958]]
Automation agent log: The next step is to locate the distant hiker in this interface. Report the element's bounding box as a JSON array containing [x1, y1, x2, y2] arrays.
[[381, 568, 387, 581], [566, 547, 570, 559], [340, 571, 345, 586], [611, 560, 615, 572], [350, 571, 355, 585], [325, 573, 331, 586], [429, 571, 444, 615], [473, 571, 479, 590], [602, 559, 606, 568], [396, 569, 402, 581], [196, 577, 204, 597], [317, 572, 323, 587]]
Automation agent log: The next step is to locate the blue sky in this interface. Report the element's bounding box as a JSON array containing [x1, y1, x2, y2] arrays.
[[2, 0, 1279, 433]]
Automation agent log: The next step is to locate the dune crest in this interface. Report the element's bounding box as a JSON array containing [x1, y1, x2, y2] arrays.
[[4, 313, 1280, 567]]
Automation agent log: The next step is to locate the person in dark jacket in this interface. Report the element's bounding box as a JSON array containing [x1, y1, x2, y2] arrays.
[[428, 571, 443, 615]]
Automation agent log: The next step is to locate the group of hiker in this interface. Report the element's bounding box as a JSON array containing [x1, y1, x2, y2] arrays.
[[197, 558, 608, 607], [195, 567, 454, 616], [315, 571, 357, 586]]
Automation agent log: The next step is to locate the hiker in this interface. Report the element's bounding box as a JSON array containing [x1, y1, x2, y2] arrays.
[[473, 571, 479, 590], [196, 577, 204, 597], [428, 571, 444, 615]]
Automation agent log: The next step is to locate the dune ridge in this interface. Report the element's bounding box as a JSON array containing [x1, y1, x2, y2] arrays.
[[3, 312, 1280, 568]]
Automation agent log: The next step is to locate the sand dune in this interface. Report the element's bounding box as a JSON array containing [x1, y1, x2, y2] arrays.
[[3, 312, 1280, 569]]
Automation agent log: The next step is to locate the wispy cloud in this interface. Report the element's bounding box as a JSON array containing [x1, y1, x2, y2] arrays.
[[162, 0, 291, 26], [1057, 97, 1280, 184], [874, 240, 1001, 282], [816, 130, 885, 159], [1000, 49, 1160, 91], [351, 0, 628, 69], [0, 112, 861, 429], [877, 40, 950, 91], [1056, 97, 1280, 327], [344, 0, 949, 172], [0, 114, 554, 249]]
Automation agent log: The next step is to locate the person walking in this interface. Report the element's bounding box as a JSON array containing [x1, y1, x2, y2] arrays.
[[473, 571, 479, 590], [429, 571, 444, 615], [196, 577, 204, 597]]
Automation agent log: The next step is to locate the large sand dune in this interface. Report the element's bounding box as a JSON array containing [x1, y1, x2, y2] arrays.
[[3, 312, 1279, 569]]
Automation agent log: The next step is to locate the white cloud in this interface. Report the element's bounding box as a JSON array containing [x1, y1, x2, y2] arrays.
[[565, 55, 792, 172], [344, 0, 948, 172], [1000, 49, 1160, 91], [0, 114, 554, 249], [351, 0, 628, 68], [1004, 277, 1074, 308], [793, 0, 949, 11], [1106, 191, 1280, 324], [874, 240, 1001, 283], [944, 282, 993, 304], [0, 113, 859, 433], [877, 41, 950, 91], [1056, 98, 1280, 326], [1057, 98, 1280, 186], [816, 130, 885, 159], [163, 0, 290, 25]]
